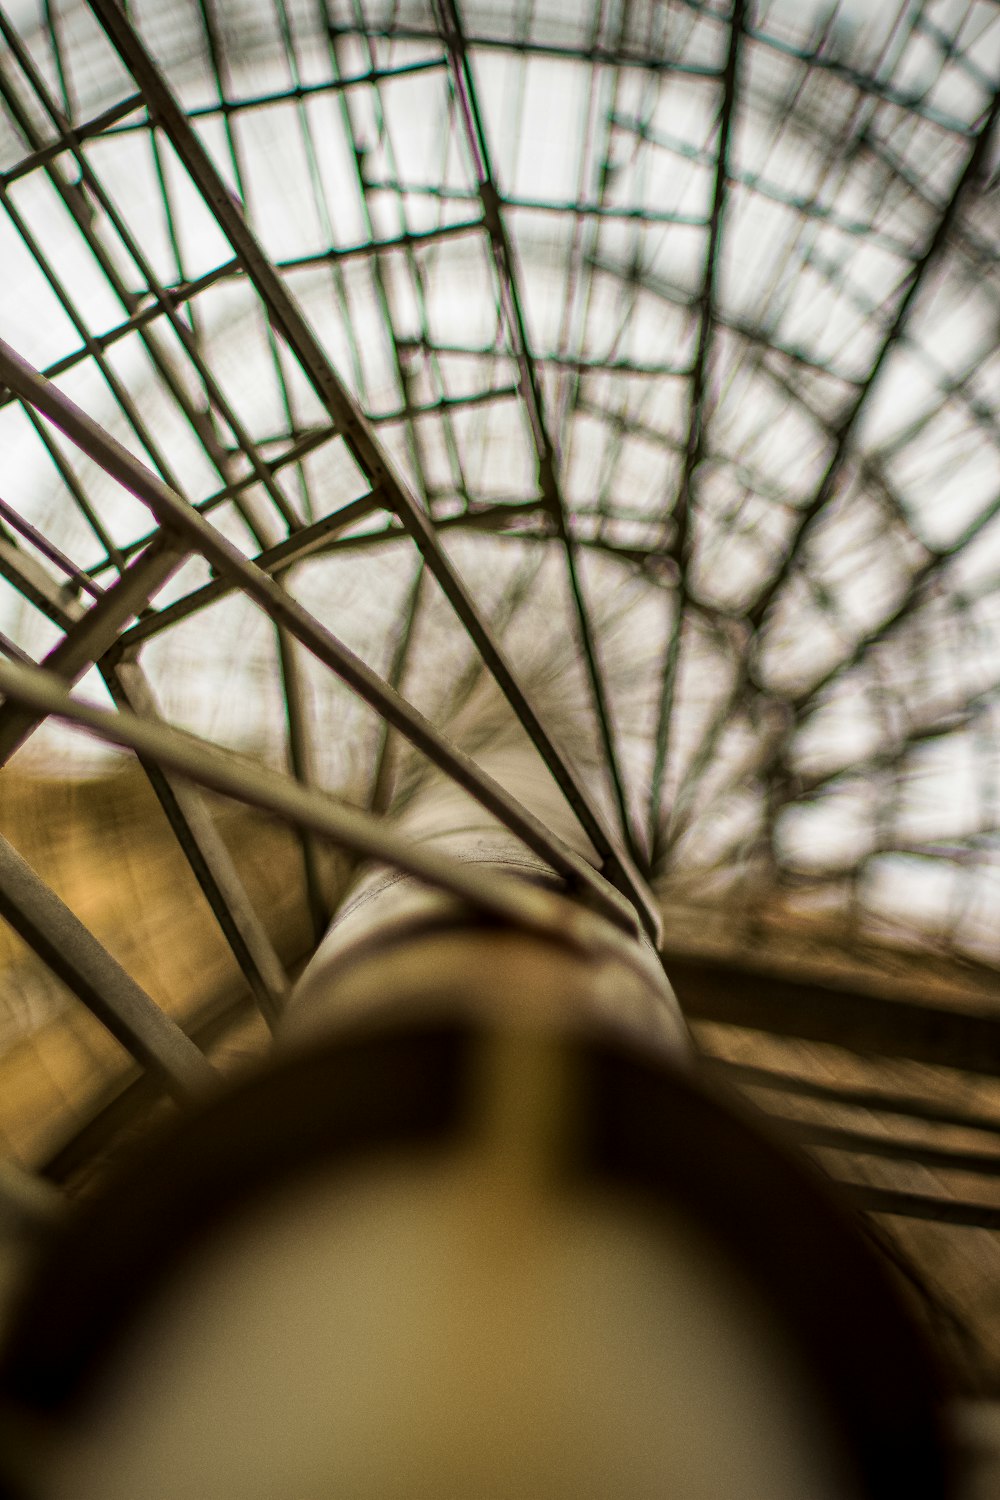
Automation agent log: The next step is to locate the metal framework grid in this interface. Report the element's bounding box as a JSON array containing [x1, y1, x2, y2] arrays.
[[1, 0, 1000, 1380]]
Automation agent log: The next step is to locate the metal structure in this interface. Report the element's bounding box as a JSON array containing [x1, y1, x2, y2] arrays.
[[1, 0, 1000, 1401]]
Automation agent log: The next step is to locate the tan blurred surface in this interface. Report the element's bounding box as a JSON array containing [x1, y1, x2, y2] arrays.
[[0, 767, 323, 1167]]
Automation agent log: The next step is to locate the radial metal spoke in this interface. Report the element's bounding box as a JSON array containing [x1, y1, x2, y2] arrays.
[[846, 1186, 1000, 1230], [648, 0, 747, 861], [744, 81, 1000, 637], [782, 1119, 1000, 1178], [708, 1059, 1000, 1137], [431, 0, 642, 866]]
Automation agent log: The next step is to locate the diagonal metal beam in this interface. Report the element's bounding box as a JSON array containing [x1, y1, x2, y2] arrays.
[[0, 655, 602, 946], [845, 1185, 1000, 1230], [0, 494, 103, 604], [0, 334, 637, 936], [0, 535, 185, 764], [111, 488, 387, 652], [83, 0, 659, 939], [648, 0, 747, 861], [431, 0, 642, 867], [673, 952, 1000, 1076], [0, 833, 214, 1101], [103, 657, 289, 1029], [0, 532, 84, 632]]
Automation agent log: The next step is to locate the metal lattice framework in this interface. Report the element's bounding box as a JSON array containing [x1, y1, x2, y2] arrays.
[[2, 0, 1000, 1376]]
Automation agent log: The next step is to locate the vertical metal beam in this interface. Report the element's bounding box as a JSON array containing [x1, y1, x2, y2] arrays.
[[431, 0, 642, 866], [648, 0, 746, 861], [275, 631, 329, 943]]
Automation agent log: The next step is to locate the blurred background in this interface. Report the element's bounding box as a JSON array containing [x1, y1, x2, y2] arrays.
[[1, 0, 1000, 1401]]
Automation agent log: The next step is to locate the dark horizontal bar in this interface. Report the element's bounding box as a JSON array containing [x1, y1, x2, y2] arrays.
[[327, 21, 724, 80], [360, 176, 709, 227], [709, 1058, 1000, 1138], [97, 54, 447, 136], [671, 954, 1000, 1076], [784, 1119, 1000, 1178], [848, 1184, 1000, 1230]]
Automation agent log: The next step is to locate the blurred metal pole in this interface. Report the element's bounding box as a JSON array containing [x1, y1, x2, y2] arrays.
[[290, 728, 686, 1055]]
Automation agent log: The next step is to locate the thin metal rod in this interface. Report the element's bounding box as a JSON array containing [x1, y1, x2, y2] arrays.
[[0, 92, 143, 184], [648, 0, 746, 859], [276, 630, 329, 942], [0, 833, 214, 1100], [0, 536, 184, 764], [105, 657, 289, 1028], [327, 18, 723, 80], [0, 533, 84, 631], [0, 494, 103, 602], [111, 488, 386, 652]]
